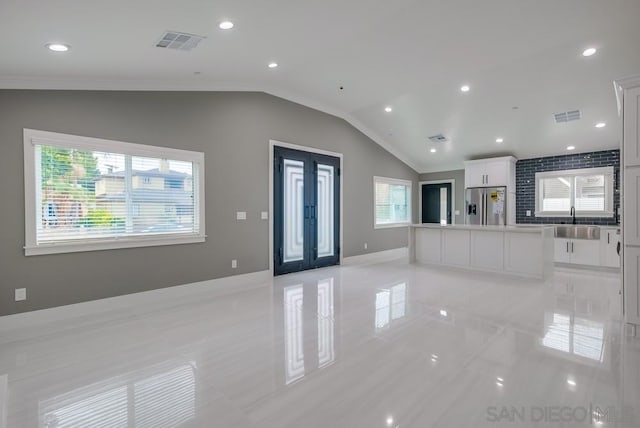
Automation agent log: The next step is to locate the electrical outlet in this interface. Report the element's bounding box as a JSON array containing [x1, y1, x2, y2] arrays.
[[526, 210, 532, 217], [364, 243, 368, 250], [455, 210, 460, 216], [231, 259, 238, 269], [15, 288, 26, 301], [236, 211, 247, 220], [261, 211, 268, 220]]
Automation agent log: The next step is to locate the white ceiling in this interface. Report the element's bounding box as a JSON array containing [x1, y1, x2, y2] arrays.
[[1, 0, 639, 172]]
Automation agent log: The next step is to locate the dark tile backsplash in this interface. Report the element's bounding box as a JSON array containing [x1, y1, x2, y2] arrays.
[[516, 150, 620, 225]]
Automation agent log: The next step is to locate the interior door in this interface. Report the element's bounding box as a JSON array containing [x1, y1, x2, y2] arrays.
[[274, 147, 340, 275], [421, 183, 452, 224]]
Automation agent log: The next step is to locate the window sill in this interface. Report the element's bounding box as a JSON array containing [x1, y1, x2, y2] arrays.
[[374, 223, 411, 229], [24, 234, 206, 256], [534, 212, 614, 218]]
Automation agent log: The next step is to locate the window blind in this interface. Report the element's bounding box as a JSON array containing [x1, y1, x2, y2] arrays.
[[35, 144, 199, 245]]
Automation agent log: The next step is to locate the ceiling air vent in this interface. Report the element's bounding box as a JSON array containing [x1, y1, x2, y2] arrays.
[[554, 109, 582, 123], [156, 31, 205, 51], [428, 134, 448, 143]]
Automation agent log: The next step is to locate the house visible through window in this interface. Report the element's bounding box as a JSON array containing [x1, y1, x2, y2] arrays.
[[374, 176, 412, 227], [535, 167, 614, 217], [23, 129, 205, 255]]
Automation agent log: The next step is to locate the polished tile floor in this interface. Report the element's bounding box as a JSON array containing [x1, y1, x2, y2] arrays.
[[1, 260, 638, 427]]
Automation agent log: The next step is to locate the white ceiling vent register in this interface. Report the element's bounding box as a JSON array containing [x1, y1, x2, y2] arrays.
[[156, 31, 205, 51], [554, 109, 582, 123], [428, 134, 448, 143]]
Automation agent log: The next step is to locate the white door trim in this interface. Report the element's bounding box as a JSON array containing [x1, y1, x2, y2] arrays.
[[418, 179, 456, 225], [269, 140, 344, 275]]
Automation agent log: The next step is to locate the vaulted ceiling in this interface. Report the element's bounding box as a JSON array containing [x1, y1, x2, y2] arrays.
[[1, 0, 639, 172]]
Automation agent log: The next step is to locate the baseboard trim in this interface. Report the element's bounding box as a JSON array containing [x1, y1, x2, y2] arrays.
[[342, 247, 408, 266], [0, 270, 271, 329]]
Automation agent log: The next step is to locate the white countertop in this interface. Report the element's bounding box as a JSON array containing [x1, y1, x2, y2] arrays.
[[410, 224, 554, 233]]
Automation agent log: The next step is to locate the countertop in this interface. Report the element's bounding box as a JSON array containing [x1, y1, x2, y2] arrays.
[[410, 224, 554, 233]]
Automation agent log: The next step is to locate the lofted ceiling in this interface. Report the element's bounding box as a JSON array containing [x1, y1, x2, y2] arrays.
[[1, 0, 639, 172]]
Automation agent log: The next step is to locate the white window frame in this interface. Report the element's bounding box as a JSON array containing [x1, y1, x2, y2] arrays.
[[373, 176, 412, 229], [23, 129, 206, 256], [534, 166, 614, 218]]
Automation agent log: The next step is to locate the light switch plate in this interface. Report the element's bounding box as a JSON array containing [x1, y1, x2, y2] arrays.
[[15, 288, 26, 301], [526, 210, 532, 217], [261, 211, 268, 220], [231, 259, 238, 269], [236, 211, 247, 220], [454, 210, 460, 216]]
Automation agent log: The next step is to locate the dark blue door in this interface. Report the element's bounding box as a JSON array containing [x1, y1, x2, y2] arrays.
[[274, 147, 340, 275]]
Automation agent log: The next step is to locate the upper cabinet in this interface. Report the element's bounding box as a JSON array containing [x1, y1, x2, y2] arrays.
[[623, 86, 640, 166], [464, 156, 516, 188]]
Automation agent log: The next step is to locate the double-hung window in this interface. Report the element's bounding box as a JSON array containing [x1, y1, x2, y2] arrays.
[[374, 176, 412, 228], [23, 129, 205, 255], [534, 166, 614, 217]]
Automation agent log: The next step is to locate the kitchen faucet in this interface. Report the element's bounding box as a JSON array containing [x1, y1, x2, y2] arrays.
[[570, 206, 576, 225]]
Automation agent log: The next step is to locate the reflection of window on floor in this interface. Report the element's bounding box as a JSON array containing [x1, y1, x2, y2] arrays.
[[542, 312, 604, 362], [375, 283, 407, 330], [317, 278, 335, 368], [284, 285, 305, 385], [39, 363, 195, 427]]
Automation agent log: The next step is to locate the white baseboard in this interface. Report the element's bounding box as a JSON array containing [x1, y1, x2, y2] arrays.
[[342, 247, 408, 266], [0, 270, 271, 330]]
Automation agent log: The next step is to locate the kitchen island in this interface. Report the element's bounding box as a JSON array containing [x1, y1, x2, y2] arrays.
[[408, 224, 554, 279]]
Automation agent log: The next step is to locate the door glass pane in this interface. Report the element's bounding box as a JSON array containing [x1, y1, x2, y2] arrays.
[[284, 159, 304, 263], [439, 187, 447, 225], [317, 164, 334, 258]]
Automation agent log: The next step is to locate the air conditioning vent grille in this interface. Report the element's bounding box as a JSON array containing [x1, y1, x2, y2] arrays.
[[156, 31, 205, 51], [428, 134, 448, 143], [554, 109, 582, 123]]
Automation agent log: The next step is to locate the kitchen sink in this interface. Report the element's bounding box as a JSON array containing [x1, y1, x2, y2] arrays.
[[554, 225, 600, 240]]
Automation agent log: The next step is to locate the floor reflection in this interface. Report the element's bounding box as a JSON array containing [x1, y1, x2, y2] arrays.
[[39, 361, 196, 428], [283, 278, 337, 385], [375, 283, 407, 330], [542, 312, 605, 363]]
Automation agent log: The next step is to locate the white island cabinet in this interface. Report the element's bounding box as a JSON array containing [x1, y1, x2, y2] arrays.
[[409, 224, 554, 279]]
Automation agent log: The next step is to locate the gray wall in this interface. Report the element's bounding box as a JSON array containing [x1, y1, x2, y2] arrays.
[[0, 90, 418, 316], [418, 170, 465, 224]]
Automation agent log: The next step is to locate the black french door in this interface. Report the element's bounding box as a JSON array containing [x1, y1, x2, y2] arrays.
[[274, 147, 340, 275]]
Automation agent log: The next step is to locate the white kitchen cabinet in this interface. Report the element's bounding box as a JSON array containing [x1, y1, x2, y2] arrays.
[[442, 229, 470, 267], [600, 227, 621, 268], [415, 228, 442, 264], [470, 231, 504, 270], [554, 239, 571, 263], [464, 156, 516, 188], [554, 238, 600, 266], [615, 75, 640, 327]]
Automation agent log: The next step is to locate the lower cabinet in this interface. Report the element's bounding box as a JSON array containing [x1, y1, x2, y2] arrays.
[[442, 230, 470, 267], [600, 228, 621, 268], [554, 233, 620, 268], [470, 231, 504, 270], [624, 247, 640, 325]]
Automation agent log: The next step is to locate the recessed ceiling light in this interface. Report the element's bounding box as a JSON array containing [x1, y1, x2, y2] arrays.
[[595, 122, 606, 128], [268, 62, 278, 69], [386, 417, 394, 426], [384, 106, 393, 113], [46, 43, 70, 52], [567, 146, 576, 151], [430, 148, 437, 153], [496, 138, 504, 143], [219, 21, 234, 30], [582, 47, 597, 57], [460, 84, 470, 93], [567, 379, 577, 387]]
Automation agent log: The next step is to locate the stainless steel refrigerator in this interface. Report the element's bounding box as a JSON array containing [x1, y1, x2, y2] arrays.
[[465, 187, 507, 226]]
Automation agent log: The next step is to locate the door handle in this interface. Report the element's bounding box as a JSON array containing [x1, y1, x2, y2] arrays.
[[571, 242, 574, 253], [608, 232, 610, 244], [304, 206, 309, 218], [566, 242, 569, 253]]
